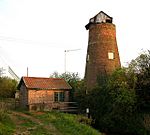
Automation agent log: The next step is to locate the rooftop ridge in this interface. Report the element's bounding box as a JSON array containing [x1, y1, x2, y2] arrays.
[[22, 76, 64, 80], [19, 76, 72, 90]]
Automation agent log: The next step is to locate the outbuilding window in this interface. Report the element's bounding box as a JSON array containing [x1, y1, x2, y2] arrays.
[[108, 52, 115, 59], [54, 92, 65, 102]]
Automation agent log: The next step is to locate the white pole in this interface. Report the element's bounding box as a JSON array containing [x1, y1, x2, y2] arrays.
[[27, 67, 28, 77], [64, 50, 67, 73], [64, 49, 81, 73]]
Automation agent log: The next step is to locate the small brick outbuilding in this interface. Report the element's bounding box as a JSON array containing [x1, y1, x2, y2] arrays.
[[18, 77, 72, 111]]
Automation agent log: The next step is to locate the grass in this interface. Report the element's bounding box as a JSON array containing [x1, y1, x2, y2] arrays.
[[30, 126, 53, 135], [16, 115, 36, 127], [34, 111, 101, 135], [0, 109, 15, 135], [0, 107, 101, 135]]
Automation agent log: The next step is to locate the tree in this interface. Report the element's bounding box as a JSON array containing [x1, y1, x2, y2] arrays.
[[0, 77, 18, 98], [88, 65, 150, 134], [88, 69, 144, 134], [50, 72, 80, 82], [129, 50, 150, 110]]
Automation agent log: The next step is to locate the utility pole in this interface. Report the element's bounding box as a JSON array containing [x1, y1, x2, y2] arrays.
[[64, 49, 80, 73]]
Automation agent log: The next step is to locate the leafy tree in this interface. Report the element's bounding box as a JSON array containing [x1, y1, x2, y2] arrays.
[[50, 72, 80, 82], [129, 50, 150, 110], [0, 77, 18, 98], [88, 66, 150, 134], [74, 79, 87, 113]]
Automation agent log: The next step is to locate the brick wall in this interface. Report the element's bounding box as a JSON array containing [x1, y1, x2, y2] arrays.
[[85, 23, 121, 90], [28, 89, 69, 111]]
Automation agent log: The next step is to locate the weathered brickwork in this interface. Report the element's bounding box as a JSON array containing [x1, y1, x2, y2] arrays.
[[19, 88, 69, 111], [85, 22, 121, 91], [28, 89, 69, 111], [28, 89, 69, 104]]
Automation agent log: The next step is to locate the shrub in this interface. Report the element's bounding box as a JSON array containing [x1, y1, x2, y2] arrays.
[[0, 109, 8, 122], [88, 68, 149, 134], [77, 115, 93, 126]]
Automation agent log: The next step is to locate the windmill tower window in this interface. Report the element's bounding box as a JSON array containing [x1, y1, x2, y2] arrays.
[[87, 54, 90, 61], [108, 52, 115, 59], [106, 19, 112, 23]]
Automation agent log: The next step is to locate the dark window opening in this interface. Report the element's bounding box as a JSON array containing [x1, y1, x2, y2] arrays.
[[54, 92, 65, 102], [106, 19, 112, 23]]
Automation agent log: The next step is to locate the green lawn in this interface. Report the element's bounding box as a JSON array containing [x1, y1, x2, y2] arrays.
[[34, 111, 101, 135], [0, 109, 101, 135]]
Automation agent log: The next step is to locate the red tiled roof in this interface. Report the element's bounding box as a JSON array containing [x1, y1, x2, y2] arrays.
[[19, 77, 72, 90]]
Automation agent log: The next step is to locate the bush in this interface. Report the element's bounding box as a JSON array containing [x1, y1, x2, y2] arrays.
[[88, 68, 149, 134], [0, 77, 18, 98], [0, 100, 9, 122], [77, 115, 93, 126]]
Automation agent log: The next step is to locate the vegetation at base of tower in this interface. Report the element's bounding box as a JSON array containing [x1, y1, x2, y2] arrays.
[[88, 69, 146, 135], [128, 50, 150, 111], [86, 50, 150, 135], [0, 77, 18, 98]]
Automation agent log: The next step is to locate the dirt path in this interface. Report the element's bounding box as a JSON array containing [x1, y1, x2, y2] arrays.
[[9, 111, 62, 135]]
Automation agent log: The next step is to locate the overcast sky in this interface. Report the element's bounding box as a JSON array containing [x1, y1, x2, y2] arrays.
[[0, 0, 150, 78]]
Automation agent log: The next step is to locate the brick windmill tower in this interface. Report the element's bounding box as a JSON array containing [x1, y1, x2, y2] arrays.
[[85, 11, 121, 91]]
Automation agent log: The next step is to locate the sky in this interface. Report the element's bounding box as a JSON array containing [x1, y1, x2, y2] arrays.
[[0, 0, 150, 79]]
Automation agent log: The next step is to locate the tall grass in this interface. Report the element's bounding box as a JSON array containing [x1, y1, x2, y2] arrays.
[[36, 111, 101, 135], [0, 102, 15, 135]]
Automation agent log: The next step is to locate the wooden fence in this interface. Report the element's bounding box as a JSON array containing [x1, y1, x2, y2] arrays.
[[0, 98, 78, 113], [28, 101, 78, 113]]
